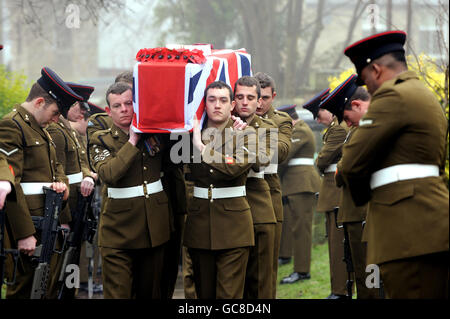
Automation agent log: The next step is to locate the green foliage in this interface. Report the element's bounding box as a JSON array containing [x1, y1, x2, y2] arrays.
[[0, 65, 30, 118]]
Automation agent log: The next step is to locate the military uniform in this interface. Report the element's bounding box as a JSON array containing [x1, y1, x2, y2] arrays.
[[0, 105, 71, 298], [160, 135, 187, 299], [340, 71, 449, 298], [335, 128, 380, 298], [244, 115, 277, 299], [261, 106, 292, 298], [46, 117, 95, 298], [71, 128, 101, 292], [316, 117, 349, 297], [89, 125, 171, 298], [279, 119, 321, 276], [183, 119, 256, 299], [0, 156, 15, 185], [342, 30, 449, 298]]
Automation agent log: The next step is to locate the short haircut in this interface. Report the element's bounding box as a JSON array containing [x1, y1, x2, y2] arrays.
[[105, 82, 132, 106], [234, 76, 261, 99], [254, 72, 276, 94], [114, 71, 133, 85], [204, 81, 233, 102], [373, 51, 407, 70], [26, 82, 55, 105], [344, 87, 370, 110]]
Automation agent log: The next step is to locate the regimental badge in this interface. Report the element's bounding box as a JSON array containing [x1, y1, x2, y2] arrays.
[[291, 138, 300, 143]]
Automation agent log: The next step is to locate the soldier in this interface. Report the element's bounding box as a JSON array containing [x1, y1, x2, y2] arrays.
[[69, 111, 103, 296], [254, 72, 293, 298], [183, 80, 255, 299], [341, 30, 449, 298], [86, 71, 132, 141], [278, 104, 321, 284], [0, 67, 83, 298], [303, 88, 349, 299], [321, 75, 380, 298], [88, 82, 172, 298], [232, 76, 277, 298]]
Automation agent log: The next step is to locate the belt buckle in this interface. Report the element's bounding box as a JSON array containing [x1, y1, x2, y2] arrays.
[[143, 183, 149, 198], [208, 186, 213, 202]]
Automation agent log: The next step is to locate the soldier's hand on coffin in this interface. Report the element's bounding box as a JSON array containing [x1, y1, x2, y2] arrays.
[[231, 115, 247, 130], [51, 182, 69, 201], [18, 235, 37, 256], [80, 176, 95, 197], [128, 128, 141, 146], [192, 115, 205, 153], [0, 180, 12, 209]]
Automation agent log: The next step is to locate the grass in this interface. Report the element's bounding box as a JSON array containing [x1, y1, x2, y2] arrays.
[[276, 242, 331, 299]]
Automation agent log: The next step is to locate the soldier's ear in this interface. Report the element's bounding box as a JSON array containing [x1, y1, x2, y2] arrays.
[[34, 97, 46, 109], [272, 91, 277, 99], [351, 100, 361, 111], [105, 106, 111, 116], [231, 100, 236, 112]]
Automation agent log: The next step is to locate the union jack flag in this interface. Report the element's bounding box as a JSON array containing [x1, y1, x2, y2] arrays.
[[132, 47, 252, 133]]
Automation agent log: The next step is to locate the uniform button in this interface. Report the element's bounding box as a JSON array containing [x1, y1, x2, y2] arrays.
[[143, 166, 147, 170], [209, 169, 213, 173], [35, 141, 39, 145], [53, 176, 56, 181], [210, 184, 213, 188], [144, 181, 148, 184], [145, 195, 149, 198], [143, 153, 146, 157], [210, 199, 214, 203], [51, 160, 54, 164]]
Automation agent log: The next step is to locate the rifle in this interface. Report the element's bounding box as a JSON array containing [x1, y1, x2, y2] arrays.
[[30, 187, 68, 299], [86, 184, 101, 298], [333, 206, 354, 299], [56, 191, 94, 299], [0, 205, 19, 291]]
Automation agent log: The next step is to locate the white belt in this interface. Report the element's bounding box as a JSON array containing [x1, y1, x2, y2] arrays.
[[21, 182, 53, 195], [324, 163, 337, 173], [288, 158, 314, 166], [107, 179, 163, 199], [193, 186, 246, 200], [264, 163, 278, 174], [67, 172, 83, 184], [247, 170, 264, 179], [370, 164, 439, 190]]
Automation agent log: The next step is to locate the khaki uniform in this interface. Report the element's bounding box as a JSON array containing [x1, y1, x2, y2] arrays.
[[316, 117, 349, 296], [340, 71, 449, 298], [183, 119, 256, 299], [89, 125, 171, 298], [0, 105, 70, 299], [279, 120, 321, 273], [46, 117, 94, 298], [160, 136, 187, 299], [182, 170, 197, 299], [335, 127, 379, 299], [261, 106, 292, 298], [244, 115, 277, 299], [71, 129, 101, 287], [0, 156, 15, 185]]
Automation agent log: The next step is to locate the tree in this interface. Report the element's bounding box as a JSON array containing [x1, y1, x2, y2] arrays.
[[0, 65, 30, 118]]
